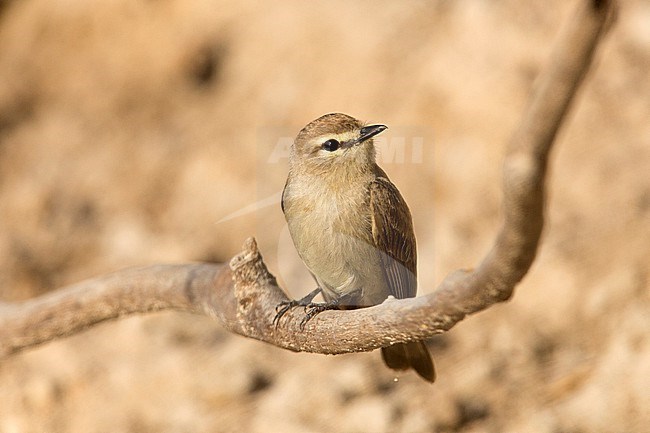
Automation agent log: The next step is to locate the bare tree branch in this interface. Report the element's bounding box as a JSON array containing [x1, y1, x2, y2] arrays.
[[0, 0, 615, 359]]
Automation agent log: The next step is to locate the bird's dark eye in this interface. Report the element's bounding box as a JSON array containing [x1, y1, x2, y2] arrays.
[[321, 139, 340, 152]]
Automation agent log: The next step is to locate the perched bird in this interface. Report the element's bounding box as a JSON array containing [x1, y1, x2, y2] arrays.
[[275, 113, 435, 382]]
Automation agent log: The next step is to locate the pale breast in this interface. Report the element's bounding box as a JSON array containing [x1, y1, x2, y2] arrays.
[[283, 175, 390, 306]]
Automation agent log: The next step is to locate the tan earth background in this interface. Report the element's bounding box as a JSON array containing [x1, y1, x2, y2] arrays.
[[1, 0, 649, 432]]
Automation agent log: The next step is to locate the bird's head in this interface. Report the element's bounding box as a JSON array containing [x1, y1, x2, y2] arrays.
[[290, 113, 387, 174]]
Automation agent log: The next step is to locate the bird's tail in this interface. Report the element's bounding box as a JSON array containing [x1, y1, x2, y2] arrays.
[[381, 341, 435, 383]]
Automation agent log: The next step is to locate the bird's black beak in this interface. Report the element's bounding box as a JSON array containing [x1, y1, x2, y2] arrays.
[[353, 124, 387, 146]]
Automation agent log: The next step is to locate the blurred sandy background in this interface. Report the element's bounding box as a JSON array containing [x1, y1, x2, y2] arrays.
[[1, 0, 649, 432]]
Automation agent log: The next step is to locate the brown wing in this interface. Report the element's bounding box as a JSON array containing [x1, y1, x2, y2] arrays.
[[369, 175, 417, 299]]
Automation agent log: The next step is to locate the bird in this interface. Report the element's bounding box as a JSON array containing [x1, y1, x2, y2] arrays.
[[274, 112, 435, 382]]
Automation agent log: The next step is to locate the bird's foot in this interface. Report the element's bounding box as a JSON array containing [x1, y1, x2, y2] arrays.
[[300, 301, 339, 330], [273, 287, 322, 328], [299, 291, 359, 330]]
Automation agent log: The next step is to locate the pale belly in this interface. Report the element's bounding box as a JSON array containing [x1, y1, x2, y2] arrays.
[[284, 183, 391, 306]]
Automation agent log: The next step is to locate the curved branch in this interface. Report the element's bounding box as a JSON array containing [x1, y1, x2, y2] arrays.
[[0, 0, 615, 358]]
